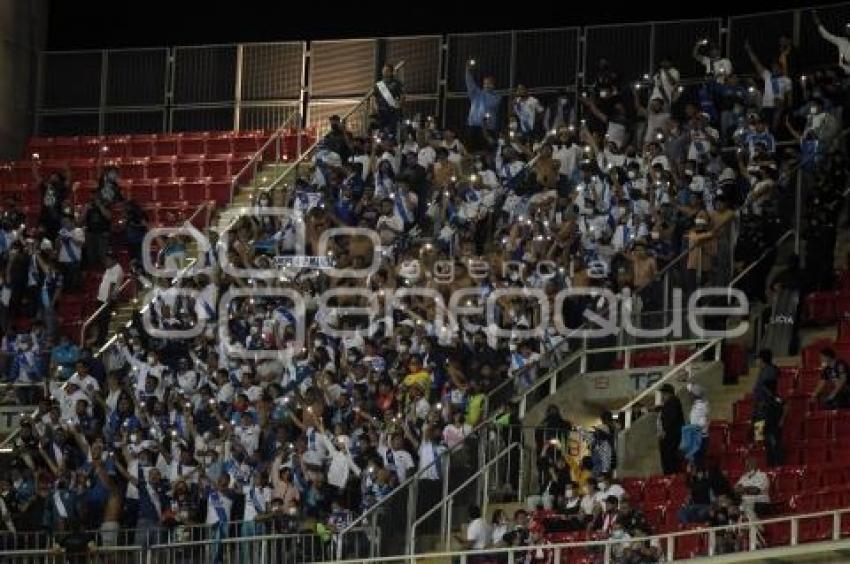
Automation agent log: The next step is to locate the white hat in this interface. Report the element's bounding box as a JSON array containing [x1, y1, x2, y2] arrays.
[[40, 239, 53, 251], [688, 383, 705, 397]]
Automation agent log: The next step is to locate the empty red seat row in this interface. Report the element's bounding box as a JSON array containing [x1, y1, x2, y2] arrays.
[[23, 130, 291, 160], [619, 474, 688, 506], [803, 291, 850, 325], [71, 178, 231, 207]]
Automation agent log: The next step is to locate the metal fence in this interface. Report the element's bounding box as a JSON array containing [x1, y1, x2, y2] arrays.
[[33, 3, 850, 136]]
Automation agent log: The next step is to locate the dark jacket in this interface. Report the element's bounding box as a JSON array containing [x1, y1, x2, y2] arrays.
[[660, 396, 685, 443]]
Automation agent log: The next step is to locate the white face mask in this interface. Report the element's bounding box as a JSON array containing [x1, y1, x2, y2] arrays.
[[627, 170, 636, 180], [398, 345, 408, 354], [147, 355, 156, 364], [314, 339, 323, 348], [566, 488, 574, 498], [599, 481, 609, 490]]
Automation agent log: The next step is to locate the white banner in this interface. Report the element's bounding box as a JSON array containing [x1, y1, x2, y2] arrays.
[[273, 256, 335, 269]]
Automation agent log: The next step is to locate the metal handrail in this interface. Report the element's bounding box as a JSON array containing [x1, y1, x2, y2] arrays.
[[265, 61, 407, 194], [619, 338, 722, 428], [318, 506, 850, 564], [335, 408, 501, 545], [484, 246, 692, 413], [728, 229, 793, 289], [228, 109, 305, 205], [409, 442, 520, 556], [79, 277, 134, 347]]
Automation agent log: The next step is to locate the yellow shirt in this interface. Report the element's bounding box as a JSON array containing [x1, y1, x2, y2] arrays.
[[465, 394, 485, 426], [403, 371, 432, 391]]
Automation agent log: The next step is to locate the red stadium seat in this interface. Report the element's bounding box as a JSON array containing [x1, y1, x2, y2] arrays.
[[68, 158, 96, 182], [179, 134, 208, 156], [147, 157, 176, 180], [643, 505, 666, 532], [206, 134, 233, 155], [181, 180, 207, 205], [673, 526, 707, 560], [175, 158, 203, 179], [52, 137, 80, 159], [153, 180, 182, 204], [154, 135, 181, 156], [838, 320, 850, 344], [120, 159, 148, 180], [206, 179, 231, 205], [129, 135, 156, 158], [803, 292, 837, 325], [232, 132, 260, 153], [126, 181, 154, 203], [733, 397, 753, 423], [801, 441, 833, 466], [805, 411, 835, 440], [816, 466, 846, 489], [203, 157, 230, 179], [729, 422, 751, 446]]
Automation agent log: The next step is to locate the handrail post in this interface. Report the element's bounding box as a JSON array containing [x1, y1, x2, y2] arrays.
[[749, 523, 757, 551], [603, 542, 612, 564], [791, 517, 798, 546], [667, 535, 675, 561], [446, 498, 454, 551], [441, 453, 450, 544], [834, 510, 841, 540], [708, 529, 716, 555]]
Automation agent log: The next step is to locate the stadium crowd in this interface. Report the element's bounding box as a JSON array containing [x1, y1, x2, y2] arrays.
[[0, 9, 847, 563]]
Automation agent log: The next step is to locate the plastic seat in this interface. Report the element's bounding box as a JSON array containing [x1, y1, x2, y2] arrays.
[[643, 477, 670, 505], [175, 158, 203, 179], [206, 134, 233, 155], [643, 505, 665, 531], [179, 134, 207, 156], [203, 157, 230, 179], [126, 181, 154, 203], [129, 136, 156, 158], [120, 159, 148, 181], [729, 422, 751, 446], [801, 441, 832, 466], [673, 526, 707, 560], [733, 397, 753, 423], [232, 133, 260, 153], [805, 411, 835, 440], [181, 180, 207, 205], [803, 292, 837, 325], [52, 137, 81, 159], [147, 157, 175, 180], [154, 135, 181, 156], [837, 320, 850, 344], [206, 179, 231, 205], [153, 180, 182, 204]]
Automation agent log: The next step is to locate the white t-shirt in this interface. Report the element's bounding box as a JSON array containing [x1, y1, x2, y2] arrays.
[[552, 144, 580, 177], [234, 424, 260, 455], [761, 70, 792, 109], [737, 470, 770, 504], [98, 264, 124, 303], [466, 517, 489, 550]]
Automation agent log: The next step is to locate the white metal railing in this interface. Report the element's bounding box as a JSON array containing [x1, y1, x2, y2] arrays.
[[0, 544, 143, 564], [515, 338, 713, 420], [619, 338, 723, 429], [409, 442, 520, 556], [334, 410, 503, 558], [228, 109, 306, 205], [313, 506, 850, 563]]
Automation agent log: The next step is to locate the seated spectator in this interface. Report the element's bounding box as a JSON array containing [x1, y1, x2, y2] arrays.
[[812, 347, 850, 409], [734, 457, 770, 521]]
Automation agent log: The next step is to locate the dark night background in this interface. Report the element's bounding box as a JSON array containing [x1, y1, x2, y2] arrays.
[[47, 0, 840, 50]]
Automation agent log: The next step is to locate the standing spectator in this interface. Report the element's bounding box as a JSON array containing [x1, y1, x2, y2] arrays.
[[373, 63, 404, 136], [755, 385, 785, 467], [512, 85, 543, 138], [33, 165, 69, 240], [57, 216, 84, 292], [124, 200, 149, 264], [406, 422, 446, 531], [83, 191, 112, 269], [656, 383, 685, 475], [465, 61, 501, 151], [687, 383, 710, 467], [752, 349, 779, 407], [678, 463, 716, 523], [93, 251, 124, 346]]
